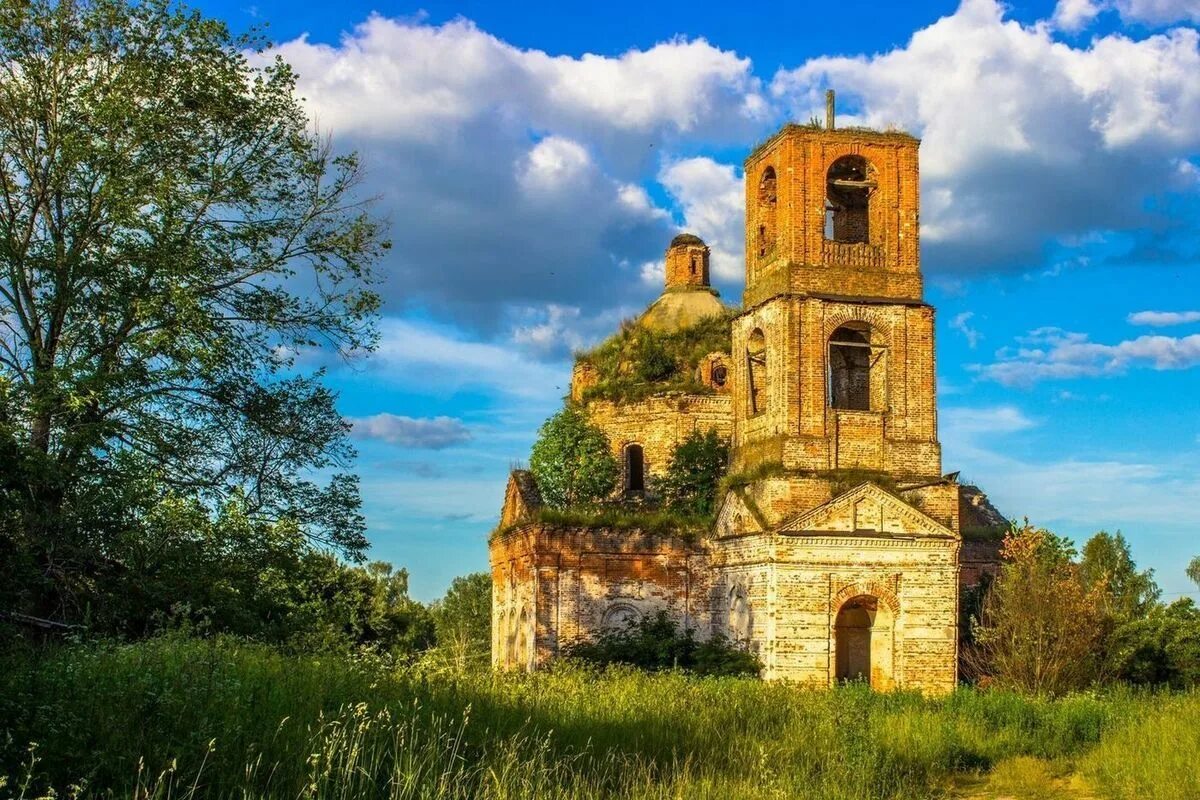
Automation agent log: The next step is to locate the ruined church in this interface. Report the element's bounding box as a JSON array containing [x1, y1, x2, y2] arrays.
[[490, 100, 1006, 693]]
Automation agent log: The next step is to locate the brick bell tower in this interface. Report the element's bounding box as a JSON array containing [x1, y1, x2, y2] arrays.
[[730, 93, 941, 482]]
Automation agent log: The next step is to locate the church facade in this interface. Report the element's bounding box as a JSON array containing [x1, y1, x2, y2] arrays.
[[490, 109, 1005, 693]]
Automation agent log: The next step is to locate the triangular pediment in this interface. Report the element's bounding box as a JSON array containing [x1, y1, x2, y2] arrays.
[[714, 489, 765, 538], [778, 482, 957, 539]]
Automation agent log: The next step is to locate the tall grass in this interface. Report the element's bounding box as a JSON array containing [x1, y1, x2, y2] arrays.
[[0, 637, 1194, 799]]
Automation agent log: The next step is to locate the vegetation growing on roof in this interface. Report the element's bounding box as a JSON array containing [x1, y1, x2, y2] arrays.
[[576, 309, 736, 403]]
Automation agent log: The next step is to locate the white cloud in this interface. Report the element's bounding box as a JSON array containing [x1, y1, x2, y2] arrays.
[[517, 136, 594, 196], [272, 16, 768, 156], [369, 317, 570, 401], [950, 311, 982, 348], [942, 405, 1037, 438], [771, 0, 1200, 271], [975, 326, 1200, 385], [1055, 0, 1200, 28], [1128, 309, 1200, 325], [349, 413, 472, 448], [659, 157, 746, 282], [259, 17, 772, 325], [507, 302, 633, 358], [639, 260, 665, 288], [1054, 0, 1106, 30]]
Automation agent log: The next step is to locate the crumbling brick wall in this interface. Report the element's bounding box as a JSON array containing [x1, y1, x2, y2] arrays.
[[490, 524, 711, 669], [585, 394, 733, 489]]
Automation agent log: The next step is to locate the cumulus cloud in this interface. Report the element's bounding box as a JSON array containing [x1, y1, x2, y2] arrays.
[[1053, 0, 1106, 30], [350, 413, 472, 448], [771, 0, 1200, 272], [659, 157, 746, 284], [1055, 0, 1200, 29], [1128, 309, 1200, 325], [975, 326, 1200, 385], [264, 17, 771, 325], [507, 302, 634, 359], [950, 311, 982, 348]]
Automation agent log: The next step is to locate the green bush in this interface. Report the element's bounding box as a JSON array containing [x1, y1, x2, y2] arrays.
[[562, 610, 761, 677], [577, 310, 736, 403], [529, 407, 620, 508], [659, 429, 729, 517]]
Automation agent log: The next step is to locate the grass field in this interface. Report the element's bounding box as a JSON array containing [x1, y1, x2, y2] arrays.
[[1, 637, 1196, 799]]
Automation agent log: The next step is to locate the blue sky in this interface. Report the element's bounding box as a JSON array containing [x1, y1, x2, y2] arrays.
[[196, 0, 1200, 601]]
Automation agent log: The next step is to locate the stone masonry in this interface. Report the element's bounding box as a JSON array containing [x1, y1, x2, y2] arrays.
[[491, 102, 1004, 693]]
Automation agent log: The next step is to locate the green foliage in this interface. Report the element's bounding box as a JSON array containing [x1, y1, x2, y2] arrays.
[[563, 611, 761, 677], [826, 468, 902, 498], [967, 522, 1106, 695], [1080, 531, 1161, 619], [527, 505, 711, 539], [577, 310, 736, 403], [2, 637, 1194, 800], [717, 460, 786, 496], [1105, 599, 1200, 688], [529, 407, 619, 508], [658, 429, 729, 517], [1082, 692, 1200, 800], [632, 335, 678, 382], [0, 0, 386, 629], [1188, 556, 1200, 589], [429, 572, 492, 670]]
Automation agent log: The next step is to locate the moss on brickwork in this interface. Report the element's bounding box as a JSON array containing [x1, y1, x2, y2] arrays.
[[576, 309, 736, 403], [494, 505, 711, 541]]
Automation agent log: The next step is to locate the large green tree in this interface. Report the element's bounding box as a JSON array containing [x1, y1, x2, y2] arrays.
[[0, 0, 385, 624], [528, 406, 618, 508], [1080, 531, 1160, 619]]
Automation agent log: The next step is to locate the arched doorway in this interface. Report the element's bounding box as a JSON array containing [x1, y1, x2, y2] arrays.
[[834, 595, 895, 688]]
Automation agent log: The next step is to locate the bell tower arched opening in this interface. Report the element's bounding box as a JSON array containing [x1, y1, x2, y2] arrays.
[[825, 155, 875, 245]]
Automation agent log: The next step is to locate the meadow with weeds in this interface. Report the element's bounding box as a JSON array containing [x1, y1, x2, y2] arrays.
[[1, 637, 1196, 800]]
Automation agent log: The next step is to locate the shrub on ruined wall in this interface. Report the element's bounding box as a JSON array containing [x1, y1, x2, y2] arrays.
[[529, 407, 619, 508], [576, 310, 736, 403], [659, 429, 729, 517], [562, 610, 761, 677]]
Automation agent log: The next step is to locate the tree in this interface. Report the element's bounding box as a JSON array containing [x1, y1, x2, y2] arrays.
[[0, 0, 386, 623], [1104, 598, 1200, 688], [659, 428, 728, 516], [1188, 556, 1200, 589], [966, 521, 1106, 695], [1080, 531, 1160, 619], [430, 572, 492, 669], [528, 406, 618, 508]]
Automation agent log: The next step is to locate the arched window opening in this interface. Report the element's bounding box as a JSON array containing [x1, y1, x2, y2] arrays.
[[834, 594, 895, 689], [712, 364, 728, 387], [835, 596, 876, 683], [825, 156, 875, 245], [690, 255, 698, 276], [757, 167, 777, 258], [829, 324, 873, 411], [625, 443, 645, 492], [747, 329, 767, 414]]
